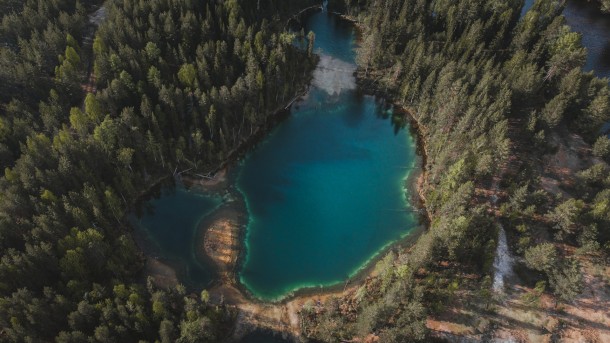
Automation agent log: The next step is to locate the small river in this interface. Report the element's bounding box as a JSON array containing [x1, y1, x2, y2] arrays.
[[133, 9, 418, 300]]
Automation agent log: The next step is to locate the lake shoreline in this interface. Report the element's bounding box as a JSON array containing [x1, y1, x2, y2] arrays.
[[355, 75, 432, 224], [205, 11, 431, 305], [338, 11, 432, 225], [135, 58, 314, 291], [139, 8, 433, 341], [180, 106, 430, 308]]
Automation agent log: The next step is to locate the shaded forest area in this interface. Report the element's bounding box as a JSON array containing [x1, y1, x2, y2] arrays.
[[0, 0, 317, 341], [302, 0, 610, 341]]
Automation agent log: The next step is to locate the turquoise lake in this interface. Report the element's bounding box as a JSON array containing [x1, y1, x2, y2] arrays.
[[237, 11, 417, 300], [133, 10, 418, 300], [131, 183, 222, 287], [131, 0, 610, 302]]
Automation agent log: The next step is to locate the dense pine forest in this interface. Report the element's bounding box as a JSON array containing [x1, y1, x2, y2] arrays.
[[300, 0, 610, 341], [1, 0, 609, 341], [0, 0, 316, 341]]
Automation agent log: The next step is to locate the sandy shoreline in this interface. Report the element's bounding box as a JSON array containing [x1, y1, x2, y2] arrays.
[[142, 114, 429, 341], [140, 10, 432, 342], [198, 199, 246, 282], [181, 168, 229, 193]]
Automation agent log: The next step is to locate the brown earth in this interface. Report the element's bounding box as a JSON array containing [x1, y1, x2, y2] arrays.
[[208, 282, 357, 341], [200, 205, 245, 281], [426, 130, 610, 343], [182, 168, 229, 193], [425, 258, 610, 343], [144, 258, 179, 289], [540, 132, 598, 198]]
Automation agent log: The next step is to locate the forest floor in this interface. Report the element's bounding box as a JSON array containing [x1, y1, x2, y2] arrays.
[[426, 259, 610, 342], [143, 258, 180, 290], [540, 133, 592, 198], [427, 131, 610, 342], [182, 168, 229, 192], [491, 259, 610, 343], [207, 282, 354, 341]]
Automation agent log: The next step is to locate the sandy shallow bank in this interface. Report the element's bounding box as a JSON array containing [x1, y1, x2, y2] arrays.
[[198, 201, 246, 282]]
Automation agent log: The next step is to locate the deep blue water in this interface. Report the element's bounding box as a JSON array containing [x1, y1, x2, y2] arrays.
[[306, 11, 356, 63], [236, 11, 417, 300], [132, 0, 610, 301], [132, 11, 418, 300], [131, 184, 222, 286]]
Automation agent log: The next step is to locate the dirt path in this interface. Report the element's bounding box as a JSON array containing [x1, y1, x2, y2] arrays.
[[208, 282, 352, 341], [426, 126, 610, 342], [80, 5, 106, 95], [144, 258, 180, 289], [489, 259, 610, 343]]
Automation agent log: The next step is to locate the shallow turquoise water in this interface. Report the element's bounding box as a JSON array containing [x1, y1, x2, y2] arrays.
[[133, 10, 418, 299], [236, 11, 417, 300], [131, 183, 222, 287]]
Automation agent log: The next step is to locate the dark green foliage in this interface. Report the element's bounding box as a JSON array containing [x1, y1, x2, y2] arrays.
[[302, 0, 610, 340], [91, 0, 317, 169], [592, 136, 610, 160], [0, 280, 231, 342], [349, 0, 610, 275], [0, 0, 318, 341], [524, 243, 557, 272], [547, 198, 586, 241], [0, 0, 99, 167], [548, 258, 583, 304]]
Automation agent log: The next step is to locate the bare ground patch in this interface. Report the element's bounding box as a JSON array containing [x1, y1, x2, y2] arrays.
[[144, 257, 179, 289], [200, 204, 245, 281], [540, 133, 592, 197], [208, 282, 353, 341]]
